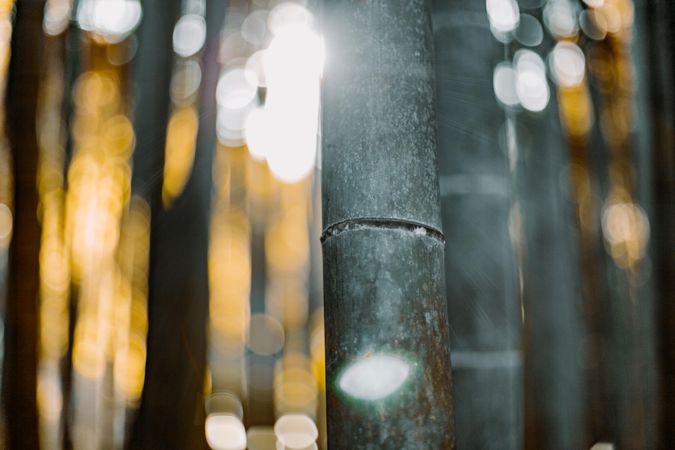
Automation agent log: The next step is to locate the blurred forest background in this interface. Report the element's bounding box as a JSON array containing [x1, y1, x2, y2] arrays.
[[0, 0, 672, 449]]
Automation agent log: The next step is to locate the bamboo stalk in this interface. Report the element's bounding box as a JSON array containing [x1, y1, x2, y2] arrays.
[[635, 0, 675, 446], [518, 108, 586, 450], [128, 0, 222, 448], [320, 1, 454, 448], [3, 1, 45, 448], [432, 2, 521, 448]]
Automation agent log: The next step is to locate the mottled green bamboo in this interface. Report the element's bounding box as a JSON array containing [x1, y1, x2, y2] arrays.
[[321, 1, 454, 448]]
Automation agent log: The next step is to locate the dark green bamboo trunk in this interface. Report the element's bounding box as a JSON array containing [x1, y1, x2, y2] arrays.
[[3, 1, 45, 449], [432, 2, 521, 448], [128, 0, 224, 448], [129, 0, 181, 199], [512, 10, 586, 450], [635, 1, 675, 447], [127, 0, 182, 446], [518, 109, 586, 450], [321, 1, 454, 448]]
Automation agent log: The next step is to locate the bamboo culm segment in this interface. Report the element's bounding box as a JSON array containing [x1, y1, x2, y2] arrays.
[[321, 1, 454, 448]]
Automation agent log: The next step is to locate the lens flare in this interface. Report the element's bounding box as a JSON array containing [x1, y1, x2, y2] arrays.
[[338, 353, 411, 401]]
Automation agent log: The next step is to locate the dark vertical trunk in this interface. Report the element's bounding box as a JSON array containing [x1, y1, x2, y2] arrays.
[[126, 0, 181, 445], [247, 228, 275, 427], [582, 9, 660, 448], [61, 10, 81, 449], [518, 109, 586, 450], [129, 0, 181, 199], [635, 1, 675, 448], [321, 1, 454, 448], [61, 0, 81, 176], [246, 151, 271, 425], [432, 2, 521, 448], [565, 88, 612, 444], [128, 0, 224, 448], [50, 6, 82, 450], [513, 10, 587, 450], [3, 1, 45, 449]]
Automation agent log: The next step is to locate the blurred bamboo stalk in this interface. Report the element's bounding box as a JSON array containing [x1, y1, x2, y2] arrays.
[[433, 1, 521, 448], [36, 17, 69, 449], [126, 0, 199, 448], [582, 0, 659, 446], [633, 0, 675, 447], [3, 1, 45, 449], [515, 9, 586, 450], [518, 80, 586, 450]]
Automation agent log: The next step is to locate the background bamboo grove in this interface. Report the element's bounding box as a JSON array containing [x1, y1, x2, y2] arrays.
[[0, 0, 672, 449]]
